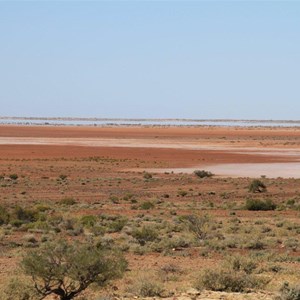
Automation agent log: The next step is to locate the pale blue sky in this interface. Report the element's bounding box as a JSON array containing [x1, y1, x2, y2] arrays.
[[0, 1, 299, 119]]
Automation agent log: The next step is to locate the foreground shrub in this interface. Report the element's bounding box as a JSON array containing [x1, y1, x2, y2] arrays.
[[20, 240, 127, 300], [194, 170, 213, 178], [248, 179, 267, 193], [245, 199, 276, 211]]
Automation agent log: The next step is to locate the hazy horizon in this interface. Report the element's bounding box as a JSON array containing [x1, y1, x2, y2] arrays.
[[1, 1, 299, 119]]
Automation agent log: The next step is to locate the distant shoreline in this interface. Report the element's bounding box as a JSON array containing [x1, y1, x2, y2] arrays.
[[1, 116, 300, 128]]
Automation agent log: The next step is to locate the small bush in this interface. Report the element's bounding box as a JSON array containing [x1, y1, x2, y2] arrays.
[[140, 201, 155, 210], [195, 268, 267, 292], [132, 226, 159, 245], [128, 275, 164, 297], [194, 170, 213, 178], [59, 174, 67, 180], [81, 215, 97, 227], [60, 197, 76, 206], [248, 179, 267, 193], [9, 174, 18, 180], [245, 199, 276, 211], [143, 172, 153, 180], [11, 206, 39, 225], [181, 214, 211, 240]]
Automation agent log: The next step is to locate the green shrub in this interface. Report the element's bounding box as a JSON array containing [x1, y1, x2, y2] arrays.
[[248, 179, 267, 193], [140, 201, 155, 210], [108, 218, 127, 232], [195, 268, 267, 292], [194, 170, 213, 178], [245, 199, 276, 211], [11, 206, 39, 225], [80, 215, 97, 227], [132, 226, 159, 245]]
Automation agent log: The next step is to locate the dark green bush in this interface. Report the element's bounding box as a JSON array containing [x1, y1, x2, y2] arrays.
[[140, 201, 155, 210], [245, 199, 276, 211]]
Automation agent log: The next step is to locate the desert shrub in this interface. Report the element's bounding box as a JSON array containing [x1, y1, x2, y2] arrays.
[[58, 174, 67, 180], [20, 240, 127, 300], [11, 206, 39, 225], [128, 275, 164, 297], [245, 239, 265, 250], [248, 179, 267, 193], [226, 255, 257, 274], [143, 172, 153, 179], [81, 215, 97, 227], [132, 225, 159, 245], [108, 218, 127, 232], [181, 214, 211, 240], [178, 190, 188, 197], [0, 205, 10, 225], [195, 268, 267, 292], [140, 201, 155, 210], [194, 170, 213, 178], [60, 197, 76, 205], [245, 199, 276, 211], [9, 174, 18, 180], [276, 282, 300, 300]]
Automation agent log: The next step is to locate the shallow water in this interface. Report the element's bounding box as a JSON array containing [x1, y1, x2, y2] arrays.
[[146, 162, 300, 178]]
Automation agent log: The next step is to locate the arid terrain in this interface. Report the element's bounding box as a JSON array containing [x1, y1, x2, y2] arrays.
[[0, 125, 300, 299]]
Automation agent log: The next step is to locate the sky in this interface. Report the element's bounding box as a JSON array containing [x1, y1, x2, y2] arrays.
[[0, 1, 299, 120]]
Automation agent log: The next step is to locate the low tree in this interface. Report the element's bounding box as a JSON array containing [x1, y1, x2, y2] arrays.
[[20, 240, 127, 300]]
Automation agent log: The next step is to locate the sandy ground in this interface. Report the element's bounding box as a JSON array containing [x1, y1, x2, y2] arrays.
[[0, 125, 300, 177]]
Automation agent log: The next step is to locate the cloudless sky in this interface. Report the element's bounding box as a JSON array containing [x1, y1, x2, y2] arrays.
[[0, 1, 299, 119]]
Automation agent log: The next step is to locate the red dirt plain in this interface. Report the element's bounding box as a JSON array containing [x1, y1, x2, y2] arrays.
[[0, 125, 300, 299]]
